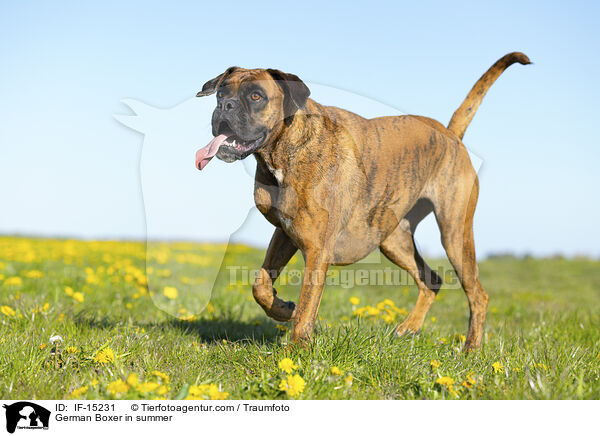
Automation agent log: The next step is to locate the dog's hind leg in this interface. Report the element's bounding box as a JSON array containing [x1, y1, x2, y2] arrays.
[[380, 199, 443, 336], [253, 228, 298, 322], [434, 174, 488, 352]]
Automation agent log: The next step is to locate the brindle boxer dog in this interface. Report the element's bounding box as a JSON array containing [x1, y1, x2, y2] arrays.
[[195, 52, 530, 351]]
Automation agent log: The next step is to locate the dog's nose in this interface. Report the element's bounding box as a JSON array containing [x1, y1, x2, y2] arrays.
[[220, 98, 238, 112]]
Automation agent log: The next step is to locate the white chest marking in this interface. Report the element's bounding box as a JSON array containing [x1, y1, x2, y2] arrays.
[[273, 169, 284, 184], [267, 164, 284, 184]]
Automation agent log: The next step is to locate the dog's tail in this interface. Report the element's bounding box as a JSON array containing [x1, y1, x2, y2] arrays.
[[447, 52, 531, 140]]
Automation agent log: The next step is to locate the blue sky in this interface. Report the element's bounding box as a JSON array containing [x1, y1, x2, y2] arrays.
[[0, 1, 598, 257]]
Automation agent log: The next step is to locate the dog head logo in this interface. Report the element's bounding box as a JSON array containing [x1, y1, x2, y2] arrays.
[[3, 402, 50, 434]]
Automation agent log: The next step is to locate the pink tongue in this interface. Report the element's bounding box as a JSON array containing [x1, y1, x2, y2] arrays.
[[195, 134, 229, 170]]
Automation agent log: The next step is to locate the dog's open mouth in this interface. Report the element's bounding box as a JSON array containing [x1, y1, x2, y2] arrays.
[[221, 134, 261, 153], [196, 125, 264, 170]]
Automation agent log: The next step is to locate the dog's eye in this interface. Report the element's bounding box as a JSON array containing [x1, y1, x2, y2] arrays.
[[250, 92, 262, 101]]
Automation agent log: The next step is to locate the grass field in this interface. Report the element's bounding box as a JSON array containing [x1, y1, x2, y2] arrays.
[[0, 236, 598, 400]]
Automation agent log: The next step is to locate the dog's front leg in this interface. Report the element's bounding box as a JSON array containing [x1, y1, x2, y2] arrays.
[[253, 228, 298, 322], [291, 252, 330, 344]]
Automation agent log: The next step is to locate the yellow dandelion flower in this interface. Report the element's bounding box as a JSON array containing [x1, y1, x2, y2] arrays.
[[126, 374, 139, 387], [66, 346, 79, 354], [73, 292, 84, 303], [64, 286, 74, 296], [163, 286, 178, 299], [151, 371, 170, 383], [436, 376, 458, 397], [278, 358, 298, 374], [107, 380, 129, 395], [94, 347, 115, 364], [85, 274, 100, 285], [462, 372, 476, 388], [492, 361, 503, 374], [188, 384, 209, 398], [330, 366, 343, 376], [365, 305, 380, 316], [157, 269, 171, 278], [205, 302, 215, 314], [279, 374, 306, 397], [1, 306, 16, 317], [454, 334, 466, 343], [57, 313, 65, 322], [349, 296, 360, 305], [381, 313, 395, 324], [41, 302, 50, 312], [156, 385, 169, 395], [435, 376, 455, 388], [180, 313, 197, 322], [353, 307, 367, 317], [136, 382, 158, 393], [431, 316, 437, 323], [430, 360, 441, 371], [208, 384, 229, 400], [39, 343, 47, 350], [4, 277, 22, 286], [25, 270, 44, 279], [91, 379, 98, 386], [70, 386, 88, 398], [344, 375, 353, 385]]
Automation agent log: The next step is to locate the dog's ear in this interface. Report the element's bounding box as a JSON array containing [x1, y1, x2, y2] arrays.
[[197, 66, 238, 97], [266, 69, 310, 121]]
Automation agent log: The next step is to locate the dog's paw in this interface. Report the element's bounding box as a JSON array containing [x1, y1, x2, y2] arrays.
[[268, 297, 296, 322], [395, 322, 422, 338]]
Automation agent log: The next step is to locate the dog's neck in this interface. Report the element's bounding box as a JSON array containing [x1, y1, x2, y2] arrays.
[[255, 99, 326, 177]]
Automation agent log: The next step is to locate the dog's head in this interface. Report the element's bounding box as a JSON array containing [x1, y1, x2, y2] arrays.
[[195, 67, 310, 169]]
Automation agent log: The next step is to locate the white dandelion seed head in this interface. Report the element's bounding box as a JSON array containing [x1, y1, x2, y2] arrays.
[[49, 335, 63, 344]]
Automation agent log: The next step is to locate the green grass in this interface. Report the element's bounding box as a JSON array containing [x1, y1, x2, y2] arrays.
[[0, 236, 599, 400]]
